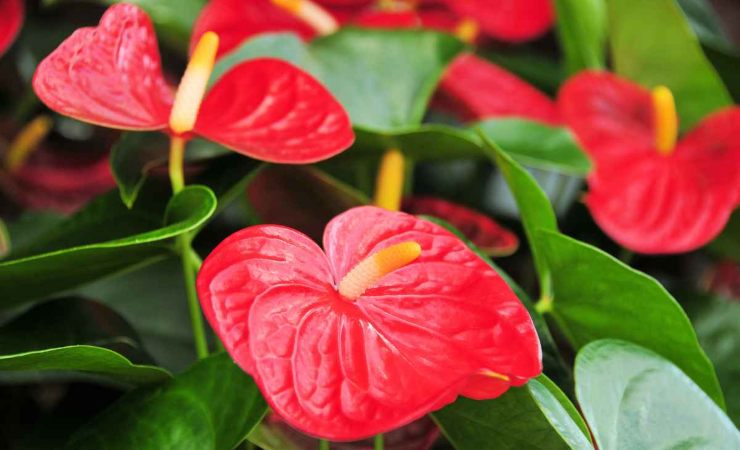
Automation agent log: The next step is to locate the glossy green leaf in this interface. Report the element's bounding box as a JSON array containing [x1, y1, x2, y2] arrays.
[[576, 340, 740, 449], [0, 298, 170, 384], [480, 135, 558, 298], [246, 165, 368, 242], [0, 186, 216, 307], [608, 0, 732, 129], [554, 0, 608, 74], [433, 375, 592, 450], [110, 132, 232, 208], [67, 353, 267, 450], [477, 119, 591, 175], [214, 30, 465, 131], [538, 230, 725, 407], [43, 0, 206, 50]]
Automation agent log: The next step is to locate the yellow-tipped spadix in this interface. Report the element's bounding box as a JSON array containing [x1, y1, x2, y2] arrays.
[[271, 0, 339, 35], [169, 31, 219, 135], [4, 115, 54, 173], [479, 369, 511, 382], [455, 18, 480, 44], [373, 148, 405, 211], [338, 241, 422, 301], [651, 85, 678, 155]]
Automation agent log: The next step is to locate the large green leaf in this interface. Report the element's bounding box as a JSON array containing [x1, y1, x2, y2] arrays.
[[213, 30, 465, 132], [0, 185, 216, 307], [538, 230, 725, 407], [67, 353, 267, 450], [477, 119, 591, 175], [0, 298, 170, 385], [608, 0, 732, 129], [554, 0, 608, 74], [480, 136, 558, 298], [576, 340, 739, 449], [433, 376, 592, 450]]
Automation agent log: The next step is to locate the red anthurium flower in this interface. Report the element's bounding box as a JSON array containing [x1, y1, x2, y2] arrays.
[[559, 71, 740, 254], [33, 4, 353, 164], [197, 206, 541, 440], [439, 0, 554, 42], [0, 0, 23, 57], [403, 196, 519, 256], [436, 53, 559, 124]]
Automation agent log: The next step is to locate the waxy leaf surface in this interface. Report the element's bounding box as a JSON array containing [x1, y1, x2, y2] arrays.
[[0, 298, 170, 384], [559, 71, 739, 253], [32, 4, 173, 130], [0, 0, 22, 56], [576, 340, 740, 450], [67, 353, 267, 450], [0, 185, 216, 307], [538, 230, 725, 407], [197, 206, 541, 440]]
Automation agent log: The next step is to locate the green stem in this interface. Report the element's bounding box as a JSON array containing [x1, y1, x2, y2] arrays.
[[374, 434, 384, 450], [319, 439, 330, 450], [169, 136, 209, 359]]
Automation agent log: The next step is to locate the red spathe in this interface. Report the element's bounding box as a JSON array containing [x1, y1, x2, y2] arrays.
[[0, 0, 23, 57], [197, 206, 541, 440]]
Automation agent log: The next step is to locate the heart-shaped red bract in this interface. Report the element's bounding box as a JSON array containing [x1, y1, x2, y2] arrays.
[[559, 71, 740, 254], [403, 196, 519, 256], [190, 0, 317, 58], [32, 4, 354, 164], [440, 0, 553, 42], [436, 54, 559, 124], [0, 0, 23, 57], [197, 206, 541, 440]]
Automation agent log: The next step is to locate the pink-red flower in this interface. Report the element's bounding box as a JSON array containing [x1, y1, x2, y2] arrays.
[[197, 206, 541, 440], [0, 0, 23, 57], [32, 4, 354, 164], [559, 71, 740, 254]]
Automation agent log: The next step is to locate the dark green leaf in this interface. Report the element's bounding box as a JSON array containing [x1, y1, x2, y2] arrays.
[[67, 353, 267, 450], [480, 135, 558, 298], [481, 51, 563, 96], [576, 340, 739, 449], [608, 0, 732, 129], [433, 375, 592, 450], [554, 0, 608, 74], [477, 119, 592, 175], [538, 230, 725, 407], [0, 298, 170, 384], [0, 218, 9, 259], [0, 186, 216, 307], [213, 29, 466, 131], [677, 0, 733, 50]]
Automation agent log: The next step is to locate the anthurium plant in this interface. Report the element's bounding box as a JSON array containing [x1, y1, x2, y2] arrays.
[[0, 0, 738, 448]]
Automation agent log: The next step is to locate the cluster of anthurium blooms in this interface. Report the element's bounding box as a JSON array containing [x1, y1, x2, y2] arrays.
[[6, 0, 737, 445]]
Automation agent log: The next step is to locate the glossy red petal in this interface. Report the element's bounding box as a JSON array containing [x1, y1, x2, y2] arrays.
[[403, 196, 519, 256], [585, 108, 740, 254], [190, 0, 317, 58], [195, 58, 354, 163], [198, 207, 541, 440], [197, 225, 334, 374], [32, 4, 173, 130], [353, 10, 422, 29], [558, 70, 655, 170], [0, 0, 23, 57], [436, 54, 559, 124], [441, 0, 554, 41]]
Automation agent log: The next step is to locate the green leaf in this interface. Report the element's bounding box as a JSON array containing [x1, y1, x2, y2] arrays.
[[0, 218, 9, 259], [554, 0, 608, 74], [575, 340, 740, 450], [476, 119, 592, 175], [433, 375, 592, 450], [480, 135, 558, 298], [348, 125, 483, 160], [44, 0, 206, 51], [67, 353, 267, 450], [214, 29, 466, 131], [677, 0, 733, 50], [111, 132, 231, 208], [608, 0, 732, 129], [0, 298, 170, 385], [246, 165, 368, 242], [0, 186, 216, 307], [538, 230, 725, 408]]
